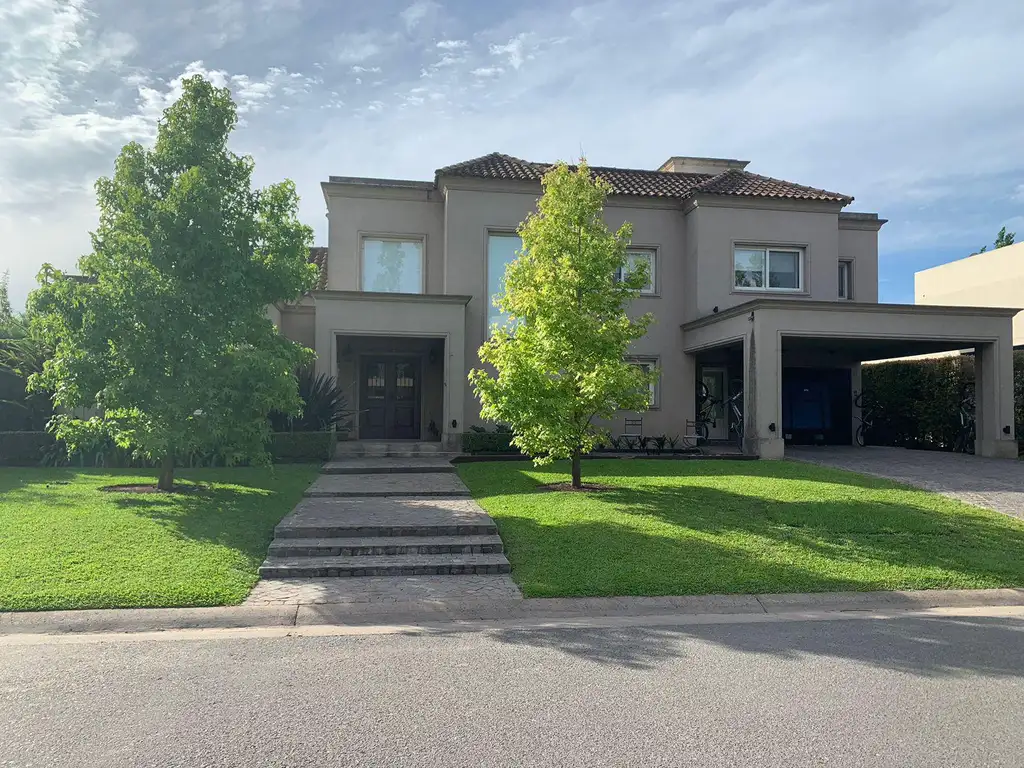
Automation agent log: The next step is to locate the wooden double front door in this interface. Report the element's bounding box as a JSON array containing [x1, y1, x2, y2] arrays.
[[359, 357, 421, 440]]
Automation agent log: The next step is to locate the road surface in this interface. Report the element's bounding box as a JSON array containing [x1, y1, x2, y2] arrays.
[[2, 610, 1023, 767]]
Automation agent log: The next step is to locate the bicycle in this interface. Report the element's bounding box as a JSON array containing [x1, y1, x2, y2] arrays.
[[853, 390, 875, 447], [724, 387, 744, 450], [953, 392, 976, 454], [694, 381, 716, 441]]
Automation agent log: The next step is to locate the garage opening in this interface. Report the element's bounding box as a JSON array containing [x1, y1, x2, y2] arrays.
[[781, 367, 852, 445]]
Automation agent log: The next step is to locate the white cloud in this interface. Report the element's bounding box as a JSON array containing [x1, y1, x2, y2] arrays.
[[400, 0, 439, 32], [471, 66, 502, 77], [436, 39, 467, 49], [351, 65, 382, 73], [489, 33, 527, 70]]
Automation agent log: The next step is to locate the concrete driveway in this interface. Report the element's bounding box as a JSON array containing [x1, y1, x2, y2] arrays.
[[789, 446, 1024, 520]]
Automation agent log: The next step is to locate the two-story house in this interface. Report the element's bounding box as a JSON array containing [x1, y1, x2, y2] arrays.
[[272, 152, 1018, 460]]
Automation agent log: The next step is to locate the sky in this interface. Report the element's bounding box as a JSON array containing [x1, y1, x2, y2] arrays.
[[2, 0, 1023, 311]]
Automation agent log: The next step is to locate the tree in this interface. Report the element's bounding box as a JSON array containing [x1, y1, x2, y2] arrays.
[[29, 76, 317, 490], [0, 271, 12, 329], [469, 160, 656, 489], [977, 225, 1016, 253]]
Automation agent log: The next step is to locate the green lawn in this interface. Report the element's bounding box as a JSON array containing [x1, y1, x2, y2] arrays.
[[458, 459, 1024, 598], [0, 466, 319, 611]]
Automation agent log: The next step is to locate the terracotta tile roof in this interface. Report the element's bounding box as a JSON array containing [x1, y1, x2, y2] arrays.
[[435, 152, 852, 205], [308, 246, 328, 290]]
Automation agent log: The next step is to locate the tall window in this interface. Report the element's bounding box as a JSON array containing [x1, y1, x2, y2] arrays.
[[615, 249, 656, 294], [628, 358, 658, 408], [734, 246, 804, 291], [838, 260, 852, 300], [361, 238, 424, 293], [487, 233, 522, 330]]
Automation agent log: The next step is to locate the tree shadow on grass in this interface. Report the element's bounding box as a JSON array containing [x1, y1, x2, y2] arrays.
[[483, 467, 1024, 600], [487, 614, 1024, 678], [109, 473, 302, 562]]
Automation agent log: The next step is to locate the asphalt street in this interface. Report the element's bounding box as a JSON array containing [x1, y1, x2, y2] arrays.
[[2, 611, 1023, 767]]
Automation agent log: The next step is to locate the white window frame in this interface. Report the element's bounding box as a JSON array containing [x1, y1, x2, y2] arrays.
[[627, 357, 659, 409], [733, 245, 805, 293], [485, 231, 523, 333], [838, 260, 853, 300], [615, 248, 657, 295], [359, 235, 426, 294]]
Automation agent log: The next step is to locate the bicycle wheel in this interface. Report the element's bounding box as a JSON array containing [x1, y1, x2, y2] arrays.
[[855, 424, 866, 447], [697, 381, 710, 404], [697, 421, 709, 441]]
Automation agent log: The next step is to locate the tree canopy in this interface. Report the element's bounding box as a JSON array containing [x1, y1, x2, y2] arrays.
[[977, 225, 1016, 254], [469, 160, 656, 488], [29, 75, 318, 489]]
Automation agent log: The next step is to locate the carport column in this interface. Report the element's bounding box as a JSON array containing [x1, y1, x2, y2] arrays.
[[850, 363, 863, 446], [745, 313, 785, 459], [974, 338, 1017, 459]]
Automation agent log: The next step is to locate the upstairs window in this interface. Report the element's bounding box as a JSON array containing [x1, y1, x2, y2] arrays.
[[628, 357, 659, 408], [615, 249, 656, 294], [487, 233, 522, 331], [734, 246, 804, 292], [361, 238, 424, 293], [838, 260, 852, 300]]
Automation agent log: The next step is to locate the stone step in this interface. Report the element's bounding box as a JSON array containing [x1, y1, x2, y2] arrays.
[[304, 473, 470, 498], [333, 442, 459, 460], [321, 458, 456, 475], [274, 520, 499, 540], [268, 534, 505, 558], [258, 553, 512, 578]]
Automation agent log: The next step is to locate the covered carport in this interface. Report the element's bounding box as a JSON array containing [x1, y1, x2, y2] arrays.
[[682, 299, 1018, 460]]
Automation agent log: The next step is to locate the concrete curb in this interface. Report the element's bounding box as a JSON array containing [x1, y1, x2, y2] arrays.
[[3, 588, 1023, 636]]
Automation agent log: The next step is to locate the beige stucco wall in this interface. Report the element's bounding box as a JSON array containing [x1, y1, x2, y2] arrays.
[[838, 222, 880, 304], [324, 183, 445, 294], [311, 292, 468, 444], [685, 199, 843, 321], [916, 242, 1024, 345], [279, 306, 315, 350]]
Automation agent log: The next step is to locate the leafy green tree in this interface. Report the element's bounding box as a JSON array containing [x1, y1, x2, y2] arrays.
[[0, 271, 12, 329], [470, 160, 656, 489], [29, 76, 317, 490], [978, 225, 1016, 253]]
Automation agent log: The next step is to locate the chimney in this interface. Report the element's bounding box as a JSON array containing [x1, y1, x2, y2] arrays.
[[658, 156, 749, 175]]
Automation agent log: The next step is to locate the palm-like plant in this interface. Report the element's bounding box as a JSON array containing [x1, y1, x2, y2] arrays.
[[270, 368, 351, 432], [0, 314, 53, 431]]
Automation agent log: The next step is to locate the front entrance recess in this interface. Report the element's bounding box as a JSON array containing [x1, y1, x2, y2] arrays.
[[360, 357, 421, 439], [700, 367, 729, 441]]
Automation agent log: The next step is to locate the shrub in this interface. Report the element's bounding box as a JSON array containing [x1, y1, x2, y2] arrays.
[[270, 431, 336, 462], [270, 368, 352, 433], [461, 428, 517, 454], [0, 431, 56, 465]]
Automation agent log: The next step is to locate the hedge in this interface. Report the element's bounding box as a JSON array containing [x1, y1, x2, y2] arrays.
[[0, 430, 336, 466], [461, 430, 518, 454], [862, 351, 1024, 453], [0, 431, 58, 466], [269, 431, 336, 462]]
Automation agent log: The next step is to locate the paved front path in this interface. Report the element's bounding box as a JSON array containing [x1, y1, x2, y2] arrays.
[[789, 446, 1024, 520]]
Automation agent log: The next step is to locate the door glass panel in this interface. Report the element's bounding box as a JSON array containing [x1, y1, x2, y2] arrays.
[[394, 362, 416, 401], [701, 369, 727, 440], [366, 362, 386, 399]]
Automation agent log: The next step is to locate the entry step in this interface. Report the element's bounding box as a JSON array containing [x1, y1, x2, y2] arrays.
[[268, 534, 505, 558], [258, 553, 512, 578]]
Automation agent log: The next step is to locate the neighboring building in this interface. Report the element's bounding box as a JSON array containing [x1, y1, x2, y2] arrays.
[[916, 241, 1024, 348], [274, 153, 1018, 459]]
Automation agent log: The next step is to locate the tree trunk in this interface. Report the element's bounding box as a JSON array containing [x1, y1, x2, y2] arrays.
[[157, 454, 175, 492], [571, 448, 582, 489]]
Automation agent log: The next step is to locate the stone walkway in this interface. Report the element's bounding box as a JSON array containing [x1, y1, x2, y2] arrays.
[[789, 446, 1024, 520], [248, 454, 522, 604]]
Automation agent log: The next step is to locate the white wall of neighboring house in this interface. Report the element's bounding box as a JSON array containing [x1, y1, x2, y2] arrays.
[[916, 241, 1024, 346]]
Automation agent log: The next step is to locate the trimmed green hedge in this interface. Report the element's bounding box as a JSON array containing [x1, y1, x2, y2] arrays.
[[269, 431, 336, 462], [0, 431, 57, 466], [461, 430, 518, 454], [0, 430, 335, 466], [862, 351, 1024, 452]]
